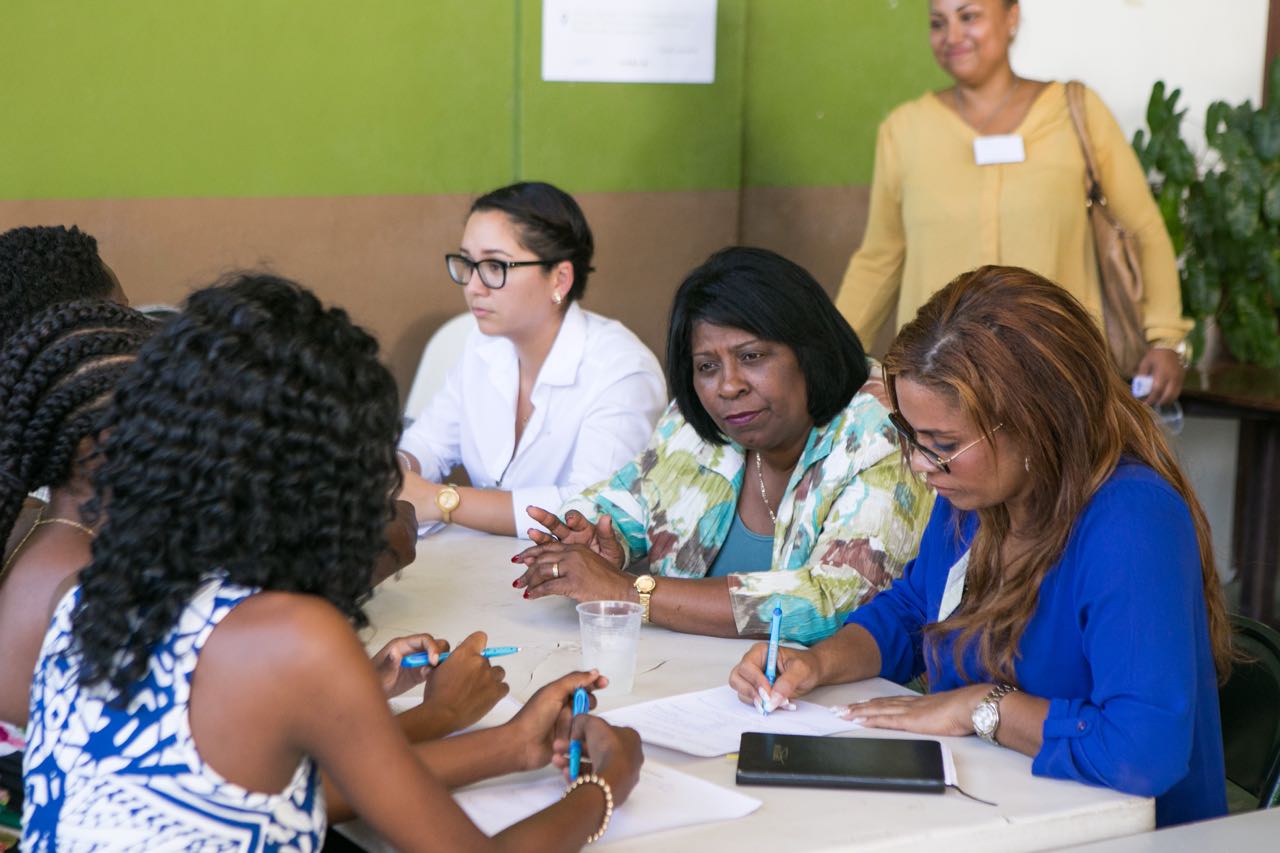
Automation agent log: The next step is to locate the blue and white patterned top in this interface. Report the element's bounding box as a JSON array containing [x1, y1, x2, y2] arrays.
[[23, 577, 326, 851]]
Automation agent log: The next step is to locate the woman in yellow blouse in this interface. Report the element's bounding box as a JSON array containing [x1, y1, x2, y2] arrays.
[[836, 0, 1190, 405]]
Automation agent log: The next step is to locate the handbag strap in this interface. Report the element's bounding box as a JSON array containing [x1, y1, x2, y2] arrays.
[[1063, 80, 1104, 204]]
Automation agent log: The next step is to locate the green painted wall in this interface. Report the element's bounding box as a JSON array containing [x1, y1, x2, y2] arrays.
[[0, 0, 516, 199], [742, 0, 948, 187], [0, 0, 942, 201]]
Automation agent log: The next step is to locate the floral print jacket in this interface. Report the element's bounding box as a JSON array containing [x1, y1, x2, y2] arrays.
[[561, 386, 933, 644]]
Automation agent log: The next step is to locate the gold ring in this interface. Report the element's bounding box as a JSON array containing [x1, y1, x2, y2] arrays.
[[552, 563, 560, 578]]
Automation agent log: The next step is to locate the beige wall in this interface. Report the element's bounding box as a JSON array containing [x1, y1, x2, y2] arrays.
[[0, 190, 752, 394]]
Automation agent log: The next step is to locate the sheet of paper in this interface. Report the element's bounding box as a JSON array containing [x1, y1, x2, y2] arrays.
[[942, 743, 958, 787], [542, 0, 717, 84], [600, 685, 861, 757], [455, 760, 760, 842]]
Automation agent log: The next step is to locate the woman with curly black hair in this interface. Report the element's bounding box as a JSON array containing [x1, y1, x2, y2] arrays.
[[0, 299, 155, 834], [22, 274, 643, 851]]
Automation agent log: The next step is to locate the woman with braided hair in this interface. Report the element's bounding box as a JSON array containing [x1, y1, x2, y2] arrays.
[[22, 274, 643, 851], [0, 299, 155, 835]]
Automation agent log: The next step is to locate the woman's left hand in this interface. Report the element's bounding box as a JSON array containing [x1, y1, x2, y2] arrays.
[[514, 542, 633, 603], [1135, 346, 1185, 407], [370, 633, 448, 698], [832, 684, 990, 737]]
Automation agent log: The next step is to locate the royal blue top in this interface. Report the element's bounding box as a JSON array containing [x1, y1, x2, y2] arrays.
[[846, 461, 1226, 827]]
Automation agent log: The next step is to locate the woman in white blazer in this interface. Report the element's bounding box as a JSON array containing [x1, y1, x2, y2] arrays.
[[397, 182, 666, 538]]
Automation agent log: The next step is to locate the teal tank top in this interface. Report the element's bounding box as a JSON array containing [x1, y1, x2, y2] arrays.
[[706, 511, 774, 577]]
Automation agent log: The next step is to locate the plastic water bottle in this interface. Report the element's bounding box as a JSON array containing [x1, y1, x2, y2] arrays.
[[1131, 375, 1184, 435]]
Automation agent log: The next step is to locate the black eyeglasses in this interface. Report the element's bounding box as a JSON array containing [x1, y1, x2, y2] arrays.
[[887, 410, 1003, 474], [445, 254, 554, 289]]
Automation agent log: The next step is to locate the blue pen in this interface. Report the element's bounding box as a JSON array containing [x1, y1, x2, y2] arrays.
[[762, 606, 782, 716], [568, 687, 589, 781], [399, 645, 521, 668]]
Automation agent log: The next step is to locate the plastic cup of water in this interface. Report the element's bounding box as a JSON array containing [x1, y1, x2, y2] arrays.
[[577, 600, 643, 694]]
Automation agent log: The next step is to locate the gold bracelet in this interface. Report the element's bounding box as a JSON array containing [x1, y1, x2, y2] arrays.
[[563, 772, 614, 844]]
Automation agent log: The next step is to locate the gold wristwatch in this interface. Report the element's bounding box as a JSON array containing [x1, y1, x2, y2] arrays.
[[435, 484, 461, 524], [633, 574, 656, 623], [1156, 338, 1192, 370]]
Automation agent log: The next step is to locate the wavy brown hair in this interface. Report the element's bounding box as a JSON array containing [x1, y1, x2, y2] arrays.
[[883, 265, 1232, 683]]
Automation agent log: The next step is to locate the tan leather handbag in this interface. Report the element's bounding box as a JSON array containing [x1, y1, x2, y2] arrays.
[[1064, 81, 1149, 376]]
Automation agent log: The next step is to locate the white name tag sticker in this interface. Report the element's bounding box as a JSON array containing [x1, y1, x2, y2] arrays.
[[973, 134, 1026, 165]]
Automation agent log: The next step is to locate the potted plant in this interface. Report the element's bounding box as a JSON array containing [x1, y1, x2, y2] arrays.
[[1133, 60, 1280, 368]]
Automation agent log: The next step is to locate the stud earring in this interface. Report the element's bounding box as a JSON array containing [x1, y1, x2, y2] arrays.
[[552, 291, 563, 305]]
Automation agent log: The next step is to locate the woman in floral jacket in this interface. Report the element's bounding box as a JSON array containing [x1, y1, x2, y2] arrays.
[[515, 247, 932, 644]]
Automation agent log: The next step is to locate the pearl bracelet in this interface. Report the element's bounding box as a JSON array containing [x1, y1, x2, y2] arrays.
[[395, 450, 415, 474], [563, 772, 613, 844]]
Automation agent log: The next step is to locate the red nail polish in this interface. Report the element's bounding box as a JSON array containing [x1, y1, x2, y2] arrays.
[[511, 556, 520, 563], [511, 580, 519, 588], [523, 590, 530, 599]]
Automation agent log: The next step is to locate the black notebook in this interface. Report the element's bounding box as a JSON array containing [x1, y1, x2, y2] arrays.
[[735, 733, 947, 794]]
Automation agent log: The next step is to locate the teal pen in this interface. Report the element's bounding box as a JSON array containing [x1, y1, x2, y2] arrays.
[[568, 687, 589, 781], [762, 607, 782, 716], [400, 645, 521, 668]]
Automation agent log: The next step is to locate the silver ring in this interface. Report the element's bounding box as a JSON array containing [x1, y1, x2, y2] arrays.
[[551, 563, 560, 579]]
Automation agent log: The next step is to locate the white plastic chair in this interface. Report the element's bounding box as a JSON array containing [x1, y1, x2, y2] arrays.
[[403, 312, 476, 422]]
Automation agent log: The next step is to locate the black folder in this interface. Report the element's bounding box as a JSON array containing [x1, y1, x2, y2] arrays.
[[735, 732, 946, 794]]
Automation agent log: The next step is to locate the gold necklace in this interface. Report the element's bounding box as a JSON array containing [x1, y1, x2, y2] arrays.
[[754, 451, 779, 526], [954, 76, 1021, 134], [1, 509, 96, 578]]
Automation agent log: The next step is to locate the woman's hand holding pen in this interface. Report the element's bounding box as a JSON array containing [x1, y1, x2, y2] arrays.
[[501, 670, 607, 772], [413, 632, 510, 735], [523, 506, 625, 569], [729, 642, 823, 713], [513, 543, 632, 603], [370, 632, 449, 698], [553, 716, 644, 807]]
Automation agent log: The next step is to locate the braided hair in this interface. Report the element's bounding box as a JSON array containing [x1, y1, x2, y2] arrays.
[[73, 273, 403, 701], [0, 300, 156, 547], [0, 226, 119, 345]]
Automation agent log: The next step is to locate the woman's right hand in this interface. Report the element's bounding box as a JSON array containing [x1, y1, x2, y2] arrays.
[[524, 506, 624, 569], [417, 631, 509, 734], [729, 642, 824, 712], [554, 716, 644, 807], [503, 670, 607, 772]]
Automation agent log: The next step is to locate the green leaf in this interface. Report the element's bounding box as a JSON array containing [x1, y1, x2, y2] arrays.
[[1205, 101, 1231, 148], [1264, 249, 1280, 305], [1182, 256, 1213, 316], [1265, 170, 1280, 224], [1222, 177, 1260, 240], [1166, 139, 1196, 185], [1252, 110, 1280, 161], [1146, 81, 1170, 132]]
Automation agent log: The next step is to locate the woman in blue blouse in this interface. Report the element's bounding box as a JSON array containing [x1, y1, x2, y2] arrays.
[[730, 265, 1232, 827]]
